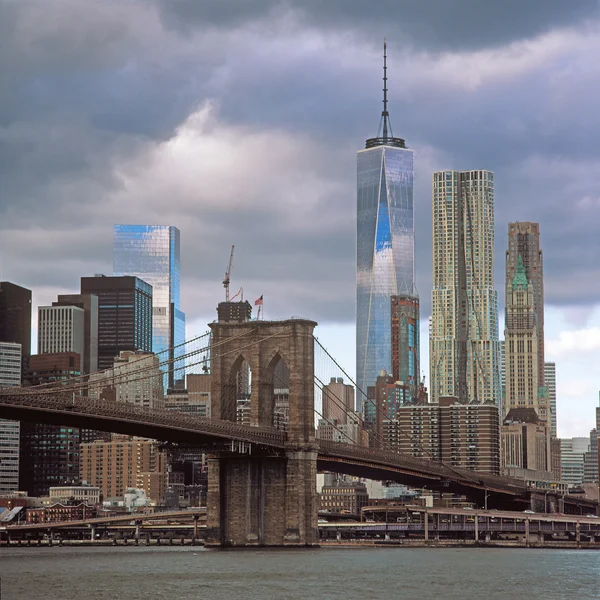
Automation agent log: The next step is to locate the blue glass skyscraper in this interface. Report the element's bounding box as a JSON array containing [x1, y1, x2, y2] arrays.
[[113, 225, 186, 389], [356, 43, 416, 404]]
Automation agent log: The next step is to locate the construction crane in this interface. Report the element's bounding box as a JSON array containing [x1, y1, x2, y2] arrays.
[[223, 245, 235, 302]]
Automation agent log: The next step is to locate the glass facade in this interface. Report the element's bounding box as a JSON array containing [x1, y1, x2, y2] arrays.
[[113, 225, 186, 388], [356, 145, 415, 402]]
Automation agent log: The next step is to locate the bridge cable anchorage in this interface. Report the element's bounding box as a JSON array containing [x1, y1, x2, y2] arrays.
[[314, 338, 484, 487]]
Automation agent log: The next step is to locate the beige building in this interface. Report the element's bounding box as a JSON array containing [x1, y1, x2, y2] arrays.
[[80, 436, 166, 502], [504, 256, 548, 422], [89, 350, 164, 409], [164, 373, 212, 417], [317, 417, 368, 447], [322, 377, 355, 424], [320, 482, 369, 514], [430, 170, 500, 406], [501, 408, 551, 473], [48, 485, 101, 506]]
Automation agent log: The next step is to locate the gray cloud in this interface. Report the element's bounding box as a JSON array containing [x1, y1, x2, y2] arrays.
[[2, 0, 600, 331]]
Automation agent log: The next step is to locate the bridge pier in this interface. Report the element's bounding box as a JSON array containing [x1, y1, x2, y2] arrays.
[[206, 450, 318, 547]]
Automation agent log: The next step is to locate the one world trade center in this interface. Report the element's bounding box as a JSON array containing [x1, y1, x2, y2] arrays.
[[356, 42, 417, 407]]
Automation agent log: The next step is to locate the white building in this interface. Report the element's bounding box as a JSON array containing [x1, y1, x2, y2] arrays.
[[545, 362, 557, 439], [49, 485, 101, 506], [38, 305, 85, 364], [0, 341, 21, 493], [430, 170, 500, 406]]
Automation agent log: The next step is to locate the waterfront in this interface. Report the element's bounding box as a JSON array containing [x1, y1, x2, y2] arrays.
[[1, 547, 599, 599]]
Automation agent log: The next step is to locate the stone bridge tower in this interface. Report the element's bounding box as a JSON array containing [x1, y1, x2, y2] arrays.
[[205, 318, 319, 547]]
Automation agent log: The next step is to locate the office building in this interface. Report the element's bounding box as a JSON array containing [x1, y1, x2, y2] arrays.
[[52, 294, 98, 374], [356, 43, 416, 401], [391, 295, 420, 401], [217, 301, 252, 324], [48, 484, 101, 506], [88, 350, 164, 409], [113, 225, 185, 389], [0, 342, 21, 493], [545, 362, 557, 439], [317, 417, 368, 446], [19, 353, 82, 497], [430, 170, 500, 406], [80, 275, 153, 372], [503, 256, 549, 422], [80, 436, 166, 502], [38, 305, 85, 365], [506, 223, 545, 389], [560, 437, 590, 486], [0, 281, 32, 374], [583, 429, 598, 484], [322, 377, 355, 424], [501, 408, 551, 474]]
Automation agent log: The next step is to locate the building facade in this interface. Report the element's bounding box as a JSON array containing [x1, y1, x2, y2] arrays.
[[438, 398, 500, 475], [52, 293, 99, 374], [501, 408, 551, 474], [0, 341, 21, 493], [391, 295, 420, 401], [88, 350, 164, 409], [506, 223, 544, 389], [504, 256, 549, 422], [382, 404, 441, 460], [0, 281, 32, 373], [560, 437, 590, 486], [20, 353, 82, 497], [81, 275, 153, 372], [322, 377, 355, 424], [80, 436, 166, 501], [430, 170, 500, 406], [113, 225, 185, 389], [320, 482, 369, 514], [545, 362, 557, 439], [38, 305, 85, 365], [583, 429, 598, 484], [356, 45, 416, 402]]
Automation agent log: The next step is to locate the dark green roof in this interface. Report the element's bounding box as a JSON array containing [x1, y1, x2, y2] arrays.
[[512, 255, 528, 289]]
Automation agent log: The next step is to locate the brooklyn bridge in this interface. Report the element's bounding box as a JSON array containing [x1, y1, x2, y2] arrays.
[[0, 317, 596, 546]]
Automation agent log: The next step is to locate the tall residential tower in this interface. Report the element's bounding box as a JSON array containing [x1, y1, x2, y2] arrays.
[[356, 42, 416, 403], [430, 170, 500, 406]]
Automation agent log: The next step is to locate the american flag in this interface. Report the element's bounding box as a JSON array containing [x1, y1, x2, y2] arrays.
[[254, 295, 263, 306]]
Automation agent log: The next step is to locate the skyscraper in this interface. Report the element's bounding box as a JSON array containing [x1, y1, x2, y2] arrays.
[[0, 341, 21, 493], [38, 305, 85, 362], [52, 293, 99, 374], [113, 225, 186, 389], [544, 362, 557, 439], [430, 170, 500, 406], [0, 281, 32, 373], [506, 223, 544, 388], [356, 42, 416, 402], [80, 275, 153, 372], [504, 256, 549, 422]]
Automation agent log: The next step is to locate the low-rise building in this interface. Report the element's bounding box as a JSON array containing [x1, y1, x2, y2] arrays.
[[320, 482, 369, 515], [26, 502, 96, 524], [48, 485, 101, 506]]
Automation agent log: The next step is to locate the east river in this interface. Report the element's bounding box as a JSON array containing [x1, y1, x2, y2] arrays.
[[1, 546, 599, 599]]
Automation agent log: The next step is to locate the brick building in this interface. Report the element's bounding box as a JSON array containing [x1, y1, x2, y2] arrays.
[[320, 482, 369, 514]]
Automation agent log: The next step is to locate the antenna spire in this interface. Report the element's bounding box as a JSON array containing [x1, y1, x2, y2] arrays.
[[382, 38, 389, 139], [365, 38, 406, 149]]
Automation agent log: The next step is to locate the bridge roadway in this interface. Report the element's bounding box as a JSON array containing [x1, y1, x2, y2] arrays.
[[0, 390, 531, 504]]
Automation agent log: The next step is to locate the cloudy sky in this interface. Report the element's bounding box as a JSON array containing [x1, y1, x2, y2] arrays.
[[2, 0, 600, 437]]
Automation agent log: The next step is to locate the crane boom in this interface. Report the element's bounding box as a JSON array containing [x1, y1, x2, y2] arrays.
[[223, 245, 235, 302]]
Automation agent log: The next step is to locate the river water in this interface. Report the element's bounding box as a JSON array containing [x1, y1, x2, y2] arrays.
[[1, 546, 598, 599]]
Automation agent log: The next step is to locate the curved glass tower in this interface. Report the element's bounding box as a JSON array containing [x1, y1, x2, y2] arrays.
[[356, 43, 416, 404]]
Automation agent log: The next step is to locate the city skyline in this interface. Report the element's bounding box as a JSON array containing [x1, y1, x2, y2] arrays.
[[1, 3, 600, 437]]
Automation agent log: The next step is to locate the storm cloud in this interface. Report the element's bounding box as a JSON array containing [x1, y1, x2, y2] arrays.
[[2, 0, 600, 331]]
